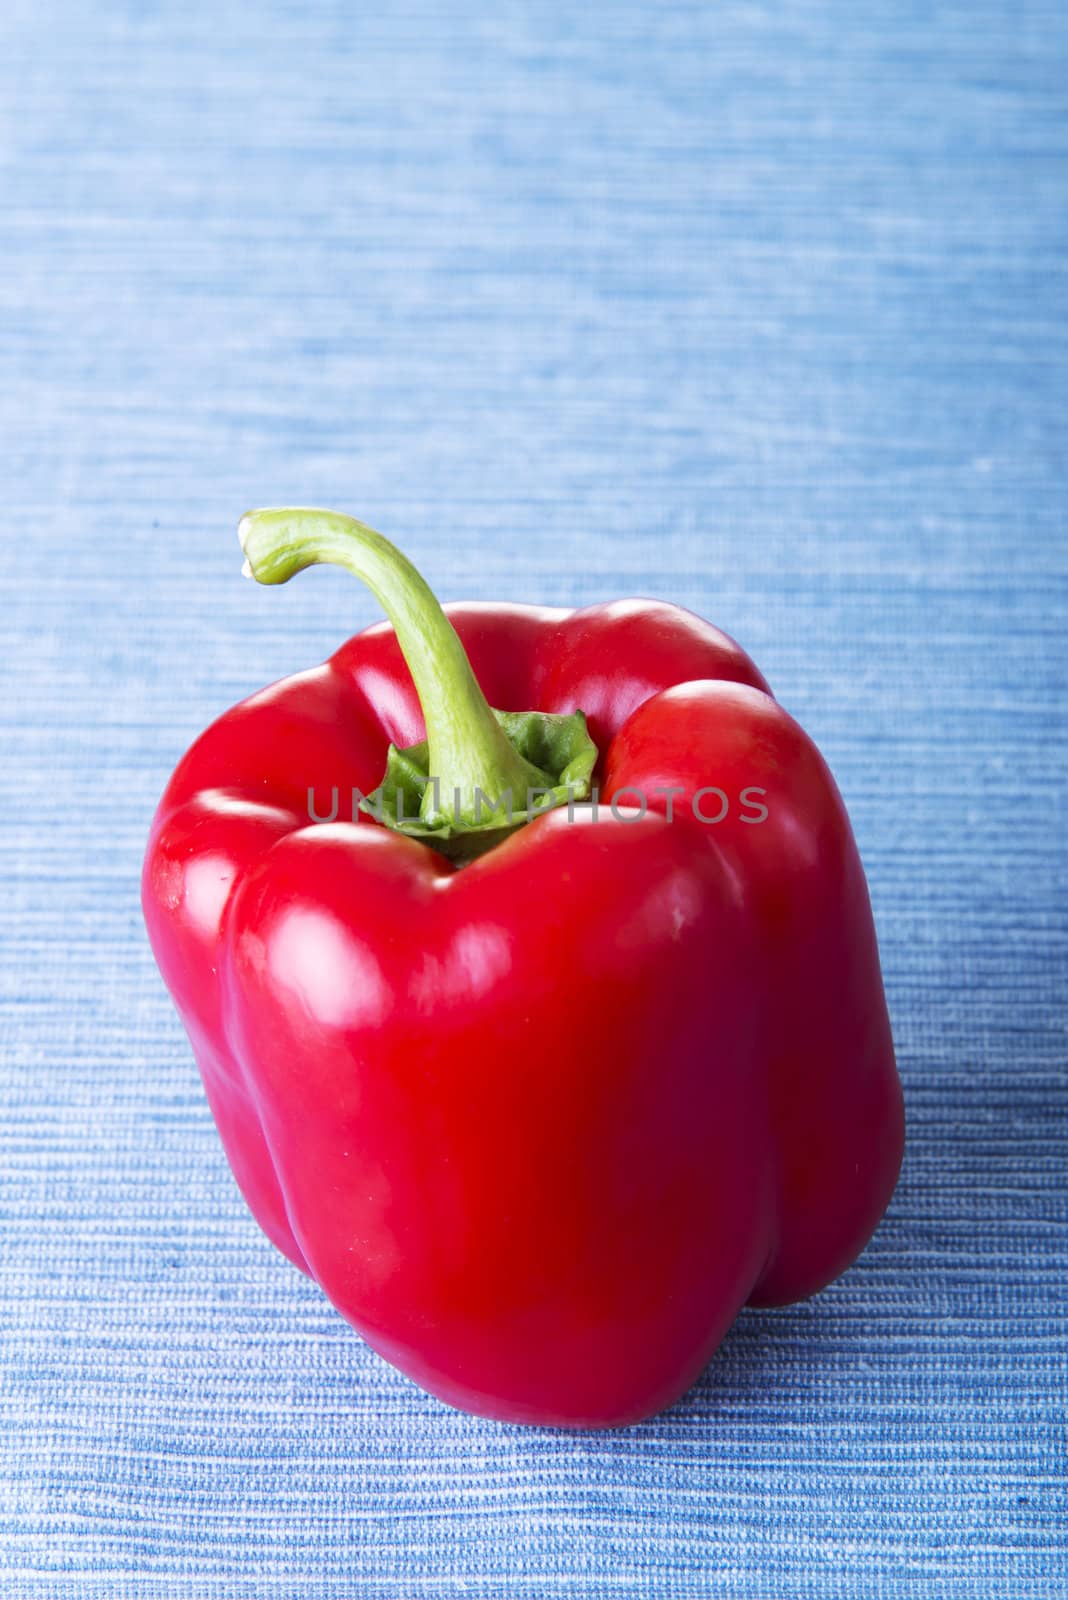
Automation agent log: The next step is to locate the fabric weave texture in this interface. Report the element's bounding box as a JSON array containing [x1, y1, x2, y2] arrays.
[[1, 1, 1065, 1595]]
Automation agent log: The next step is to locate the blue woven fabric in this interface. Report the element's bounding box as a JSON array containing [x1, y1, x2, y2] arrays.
[[2, 1, 1065, 1594]]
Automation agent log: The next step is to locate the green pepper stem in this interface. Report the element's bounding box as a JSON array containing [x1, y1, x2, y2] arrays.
[[238, 508, 551, 827]]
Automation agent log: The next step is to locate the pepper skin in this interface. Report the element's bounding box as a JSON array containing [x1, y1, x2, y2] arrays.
[[142, 511, 904, 1428]]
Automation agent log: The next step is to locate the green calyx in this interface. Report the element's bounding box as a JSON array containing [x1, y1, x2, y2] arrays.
[[365, 707, 596, 860], [238, 508, 598, 860]]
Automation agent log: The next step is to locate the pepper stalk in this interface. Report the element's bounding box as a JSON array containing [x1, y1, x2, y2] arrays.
[[238, 508, 597, 857]]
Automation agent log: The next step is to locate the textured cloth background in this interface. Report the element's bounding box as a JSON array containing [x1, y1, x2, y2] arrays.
[[1, 1, 1065, 1595]]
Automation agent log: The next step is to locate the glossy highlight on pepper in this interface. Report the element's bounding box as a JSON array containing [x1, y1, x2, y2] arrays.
[[142, 509, 904, 1427]]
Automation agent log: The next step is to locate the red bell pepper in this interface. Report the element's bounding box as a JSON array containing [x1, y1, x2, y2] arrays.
[[142, 509, 904, 1427]]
